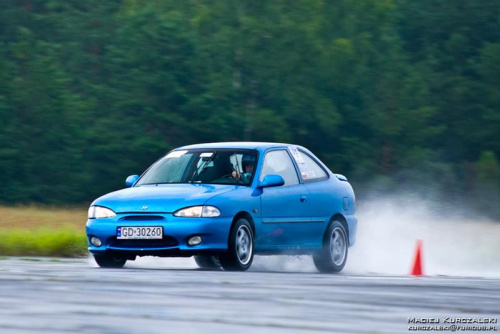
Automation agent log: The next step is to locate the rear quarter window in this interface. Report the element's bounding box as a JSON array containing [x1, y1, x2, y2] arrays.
[[289, 146, 329, 183]]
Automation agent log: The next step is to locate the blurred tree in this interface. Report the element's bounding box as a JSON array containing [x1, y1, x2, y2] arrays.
[[473, 151, 500, 217]]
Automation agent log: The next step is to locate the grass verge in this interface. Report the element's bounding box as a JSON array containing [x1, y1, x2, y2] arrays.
[[0, 205, 86, 230], [0, 205, 88, 257], [0, 227, 88, 257]]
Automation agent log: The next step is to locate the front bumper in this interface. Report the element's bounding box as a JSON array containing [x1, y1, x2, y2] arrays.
[[86, 213, 233, 256]]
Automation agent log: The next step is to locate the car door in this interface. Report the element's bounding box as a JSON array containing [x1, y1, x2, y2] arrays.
[[257, 149, 310, 248], [289, 147, 333, 247]]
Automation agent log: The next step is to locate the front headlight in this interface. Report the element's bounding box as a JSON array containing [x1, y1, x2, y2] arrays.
[[173, 205, 221, 218], [88, 206, 116, 219]]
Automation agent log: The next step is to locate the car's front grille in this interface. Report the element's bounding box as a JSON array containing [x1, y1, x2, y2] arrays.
[[108, 236, 178, 249], [119, 215, 165, 221]]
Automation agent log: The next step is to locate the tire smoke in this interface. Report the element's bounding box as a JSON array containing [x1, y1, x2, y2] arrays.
[[345, 195, 500, 277]]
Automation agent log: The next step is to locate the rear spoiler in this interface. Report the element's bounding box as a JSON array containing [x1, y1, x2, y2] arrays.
[[335, 174, 348, 181]]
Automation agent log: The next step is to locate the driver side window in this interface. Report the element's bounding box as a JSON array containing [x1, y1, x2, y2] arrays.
[[260, 150, 299, 186]]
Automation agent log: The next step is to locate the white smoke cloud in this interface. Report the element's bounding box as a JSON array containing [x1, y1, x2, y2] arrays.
[[345, 195, 500, 278]]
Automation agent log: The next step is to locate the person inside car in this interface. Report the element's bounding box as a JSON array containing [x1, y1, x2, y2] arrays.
[[232, 155, 255, 184]]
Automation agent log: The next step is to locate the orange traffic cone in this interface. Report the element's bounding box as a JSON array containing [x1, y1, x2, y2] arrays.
[[410, 239, 424, 276]]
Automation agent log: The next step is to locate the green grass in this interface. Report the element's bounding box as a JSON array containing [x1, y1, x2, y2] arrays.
[[0, 205, 88, 257], [0, 227, 88, 257]]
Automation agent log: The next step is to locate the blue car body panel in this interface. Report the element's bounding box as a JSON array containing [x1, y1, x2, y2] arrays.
[[86, 142, 357, 256]]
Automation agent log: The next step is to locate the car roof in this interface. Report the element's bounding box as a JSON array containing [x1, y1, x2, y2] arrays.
[[177, 142, 294, 151]]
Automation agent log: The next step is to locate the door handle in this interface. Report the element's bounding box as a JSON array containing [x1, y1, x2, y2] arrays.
[[300, 196, 307, 202]]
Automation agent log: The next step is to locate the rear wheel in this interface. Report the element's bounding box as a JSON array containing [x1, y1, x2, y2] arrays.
[[194, 255, 221, 270], [313, 221, 348, 273], [94, 254, 127, 268], [220, 218, 254, 271]]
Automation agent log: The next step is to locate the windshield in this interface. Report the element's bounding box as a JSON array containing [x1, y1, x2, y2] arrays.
[[136, 149, 258, 186]]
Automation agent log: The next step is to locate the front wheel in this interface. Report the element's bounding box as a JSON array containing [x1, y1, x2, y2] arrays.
[[313, 221, 348, 273], [220, 218, 254, 271], [94, 254, 127, 268], [194, 255, 221, 270]]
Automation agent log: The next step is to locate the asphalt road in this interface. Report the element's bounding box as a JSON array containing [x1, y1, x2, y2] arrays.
[[0, 257, 499, 334]]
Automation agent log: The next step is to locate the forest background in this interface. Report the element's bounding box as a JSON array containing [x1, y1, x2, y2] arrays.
[[0, 0, 499, 219]]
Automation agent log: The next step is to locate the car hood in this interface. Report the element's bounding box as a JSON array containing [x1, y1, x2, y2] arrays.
[[92, 184, 236, 213]]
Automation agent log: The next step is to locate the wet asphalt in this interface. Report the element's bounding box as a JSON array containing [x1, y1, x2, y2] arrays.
[[0, 257, 499, 334]]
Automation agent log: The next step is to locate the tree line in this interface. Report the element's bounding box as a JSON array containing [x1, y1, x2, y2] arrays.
[[0, 0, 499, 216]]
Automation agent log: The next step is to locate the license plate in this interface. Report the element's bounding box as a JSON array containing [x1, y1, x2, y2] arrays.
[[117, 226, 163, 239]]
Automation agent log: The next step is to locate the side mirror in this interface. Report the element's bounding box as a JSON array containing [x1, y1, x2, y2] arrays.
[[125, 175, 139, 187], [259, 174, 285, 188]]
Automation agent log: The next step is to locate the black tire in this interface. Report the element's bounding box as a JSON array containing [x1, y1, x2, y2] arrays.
[[313, 221, 348, 273], [220, 218, 254, 271], [194, 255, 222, 270], [94, 254, 127, 268]]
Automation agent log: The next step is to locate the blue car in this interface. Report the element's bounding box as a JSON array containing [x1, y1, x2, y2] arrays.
[[86, 142, 357, 272]]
